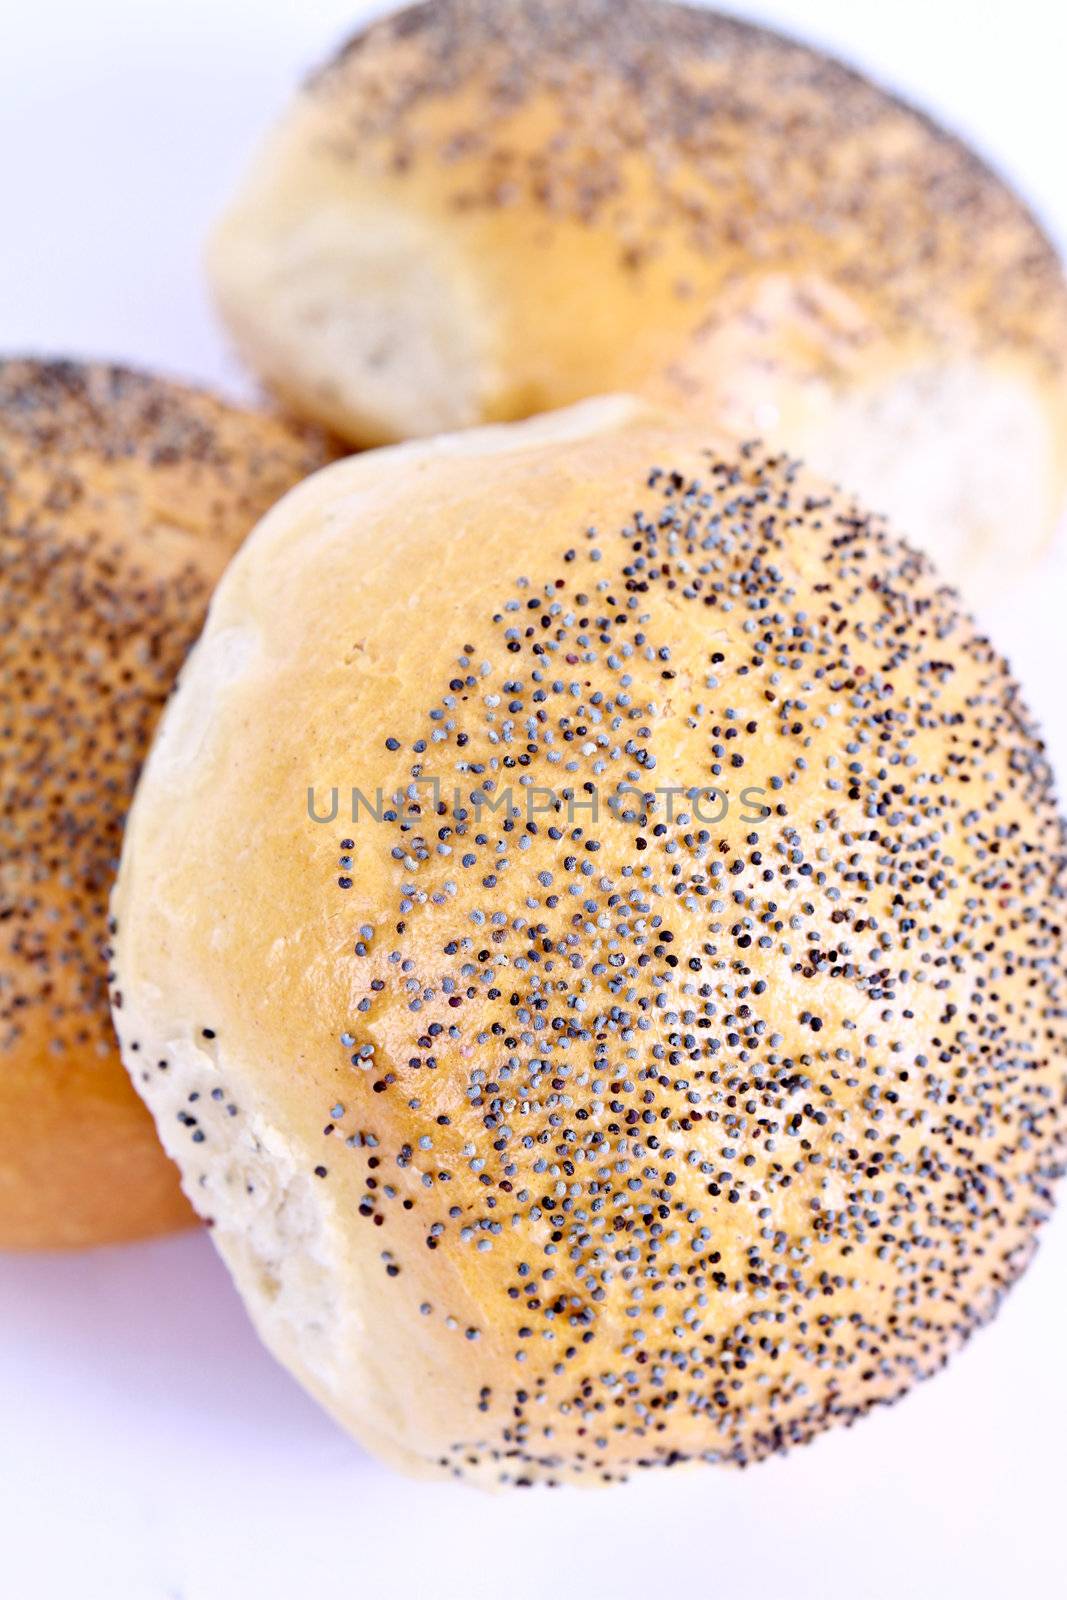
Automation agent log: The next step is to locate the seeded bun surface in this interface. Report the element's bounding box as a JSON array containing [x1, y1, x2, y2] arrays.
[[111, 396, 1065, 1483], [207, 0, 1067, 606], [0, 359, 329, 1249]]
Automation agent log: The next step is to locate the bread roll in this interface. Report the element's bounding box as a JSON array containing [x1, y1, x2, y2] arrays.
[[208, 0, 1067, 607], [0, 359, 329, 1249], [111, 395, 1066, 1484]]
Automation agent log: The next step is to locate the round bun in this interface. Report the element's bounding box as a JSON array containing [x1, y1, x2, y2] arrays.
[[0, 358, 329, 1249], [208, 0, 1067, 606], [111, 395, 1065, 1484]]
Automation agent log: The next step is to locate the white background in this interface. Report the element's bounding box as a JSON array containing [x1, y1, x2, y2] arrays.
[[1, 3, 1066, 1597]]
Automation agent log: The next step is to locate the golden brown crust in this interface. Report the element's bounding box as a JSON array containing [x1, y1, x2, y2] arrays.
[[312, 0, 1065, 368], [0, 359, 331, 1248], [208, 0, 1067, 602], [111, 398, 1066, 1483]]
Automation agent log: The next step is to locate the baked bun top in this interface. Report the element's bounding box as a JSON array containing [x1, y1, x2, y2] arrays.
[[307, 0, 1063, 353], [0, 359, 328, 1247], [112, 396, 1066, 1482], [209, 0, 1067, 601]]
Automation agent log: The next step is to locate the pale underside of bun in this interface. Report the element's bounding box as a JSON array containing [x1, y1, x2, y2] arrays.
[[0, 358, 329, 1248], [112, 395, 1065, 1485], [208, 0, 1067, 608]]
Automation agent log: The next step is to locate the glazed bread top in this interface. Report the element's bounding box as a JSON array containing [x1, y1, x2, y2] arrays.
[[0, 359, 328, 1246], [111, 396, 1066, 1482], [208, 0, 1067, 601]]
